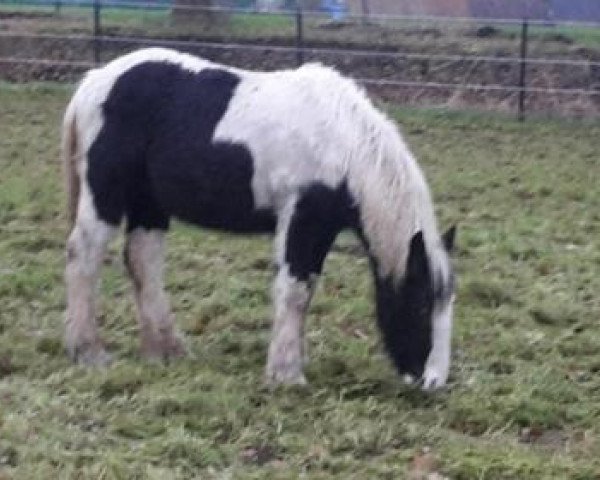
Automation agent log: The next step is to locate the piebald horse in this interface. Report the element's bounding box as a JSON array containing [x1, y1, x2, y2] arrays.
[[62, 48, 456, 390]]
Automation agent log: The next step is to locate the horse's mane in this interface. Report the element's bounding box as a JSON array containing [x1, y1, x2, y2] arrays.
[[294, 64, 448, 282]]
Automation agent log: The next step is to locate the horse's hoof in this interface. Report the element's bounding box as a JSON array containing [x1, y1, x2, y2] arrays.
[[141, 332, 187, 362], [69, 343, 112, 367], [421, 366, 448, 391], [265, 367, 307, 387]]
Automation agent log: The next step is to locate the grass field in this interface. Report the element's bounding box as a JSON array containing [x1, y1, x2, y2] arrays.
[[0, 83, 599, 479]]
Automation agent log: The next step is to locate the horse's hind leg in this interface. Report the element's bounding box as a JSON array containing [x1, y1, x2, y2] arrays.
[[124, 228, 185, 361], [65, 206, 116, 366]]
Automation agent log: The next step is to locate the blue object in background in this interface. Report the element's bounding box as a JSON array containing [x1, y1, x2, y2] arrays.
[[321, 0, 347, 21], [549, 0, 600, 22]]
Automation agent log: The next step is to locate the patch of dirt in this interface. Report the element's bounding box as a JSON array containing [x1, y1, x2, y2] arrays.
[[0, 356, 17, 378], [519, 427, 568, 449], [240, 445, 278, 465], [408, 449, 449, 480]]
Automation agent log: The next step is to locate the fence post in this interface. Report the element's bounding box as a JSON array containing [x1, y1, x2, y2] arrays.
[[360, 0, 370, 24], [93, 0, 101, 65], [295, 1, 304, 66], [518, 18, 528, 121]]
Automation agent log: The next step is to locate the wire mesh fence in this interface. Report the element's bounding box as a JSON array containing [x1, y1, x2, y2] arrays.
[[1, 0, 599, 118]]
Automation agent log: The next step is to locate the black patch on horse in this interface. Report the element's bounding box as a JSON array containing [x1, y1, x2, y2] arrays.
[[87, 61, 276, 233], [285, 181, 360, 281], [371, 232, 434, 379]]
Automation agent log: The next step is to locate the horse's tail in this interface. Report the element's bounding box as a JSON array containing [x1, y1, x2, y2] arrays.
[[61, 97, 80, 231]]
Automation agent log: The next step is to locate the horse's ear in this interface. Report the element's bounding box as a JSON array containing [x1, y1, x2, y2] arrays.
[[406, 231, 428, 279], [442, 225, 456, 253]]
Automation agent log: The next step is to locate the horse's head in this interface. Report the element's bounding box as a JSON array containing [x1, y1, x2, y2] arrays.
[[375, 227, 456, 390]]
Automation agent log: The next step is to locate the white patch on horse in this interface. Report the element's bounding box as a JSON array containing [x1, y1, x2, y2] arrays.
[[214, 65, 353, 210], [422, 297, 454, 390]]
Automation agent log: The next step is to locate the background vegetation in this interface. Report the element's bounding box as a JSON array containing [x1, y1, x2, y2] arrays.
[[2, 5, 599, 117]]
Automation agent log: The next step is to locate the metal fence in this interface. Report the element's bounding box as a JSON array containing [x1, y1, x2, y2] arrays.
[[1, 1, 599, 119]]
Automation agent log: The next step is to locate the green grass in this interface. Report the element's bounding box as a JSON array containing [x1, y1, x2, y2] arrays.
[[1, 83, 600, 478]]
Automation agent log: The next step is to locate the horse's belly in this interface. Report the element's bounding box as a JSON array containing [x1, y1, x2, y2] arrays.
[[148, 140, 277, 233]]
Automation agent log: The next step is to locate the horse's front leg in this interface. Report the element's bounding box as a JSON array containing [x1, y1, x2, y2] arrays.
[[265, 189, 344, 386], [266, 265, 314, 386]]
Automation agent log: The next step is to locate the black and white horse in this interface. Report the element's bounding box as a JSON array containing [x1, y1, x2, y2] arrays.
[[63, 48, 455, 390]]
